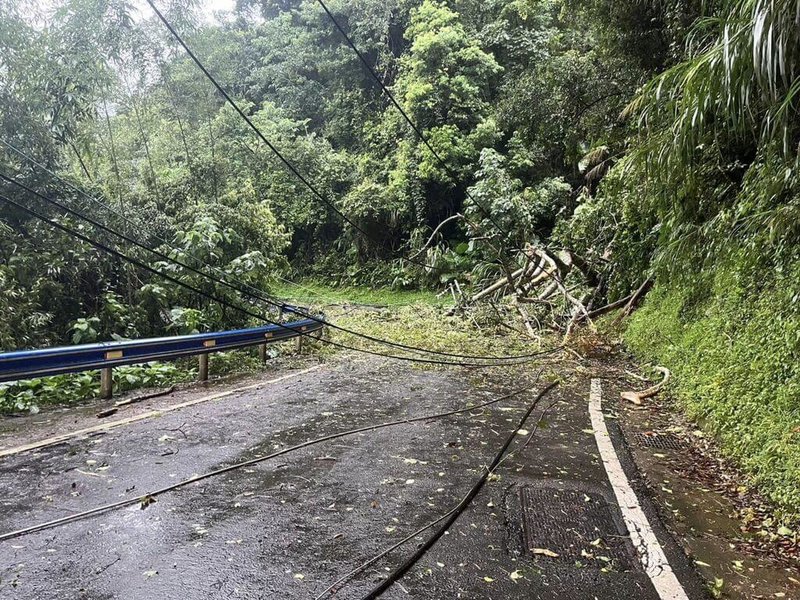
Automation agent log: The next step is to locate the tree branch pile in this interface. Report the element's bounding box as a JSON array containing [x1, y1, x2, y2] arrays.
[[466, 244, 651, 340]]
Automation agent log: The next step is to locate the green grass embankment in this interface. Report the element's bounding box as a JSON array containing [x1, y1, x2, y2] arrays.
[[624, 261, 800, 515]]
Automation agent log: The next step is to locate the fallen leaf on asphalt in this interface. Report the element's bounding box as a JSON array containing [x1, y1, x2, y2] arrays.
[[510, 570, 522, 582], [294, 573, 304, 580], [483, 577, 494, 583], [143, 570, 158, 578], [532, 548, 559, 558]]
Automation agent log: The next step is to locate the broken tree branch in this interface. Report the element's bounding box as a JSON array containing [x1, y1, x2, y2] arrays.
[[612, 278, 654, 325], [408, 213, 464, 260], [621, 367, 671, 405]]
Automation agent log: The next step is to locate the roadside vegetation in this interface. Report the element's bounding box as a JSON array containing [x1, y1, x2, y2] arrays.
[[1, 0, 799, 516]]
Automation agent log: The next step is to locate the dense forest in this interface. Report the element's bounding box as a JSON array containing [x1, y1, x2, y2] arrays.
[[1, 0, 800, 511]]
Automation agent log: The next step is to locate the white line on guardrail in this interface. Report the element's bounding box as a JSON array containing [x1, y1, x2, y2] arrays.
[[589, 378, 690, 600], [0, 365, 322, 458]]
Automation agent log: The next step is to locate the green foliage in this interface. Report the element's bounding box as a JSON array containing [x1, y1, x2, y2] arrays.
[[551, 0, 800, 518], [467, 147, 570, 247], [606, 0, 800, 281], [272, 279, 445, 306], [399, 0, 502, 130], [69, 317, 100, 344], [3, 0, 661, 331], [0, 361, 193, 414], [625, 256, 800, 514], [333, 295, 537, 369]]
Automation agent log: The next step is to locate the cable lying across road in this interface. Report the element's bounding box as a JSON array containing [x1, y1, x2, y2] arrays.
[[0, 151, 562, 362], [0, 192, 530, 368], [361, 381, 559, 599], [0, 386, 534, 542], [315, 378, 559, 599]]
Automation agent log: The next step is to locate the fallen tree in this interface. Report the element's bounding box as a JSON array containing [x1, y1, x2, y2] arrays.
[[464, 244, 652, 338]]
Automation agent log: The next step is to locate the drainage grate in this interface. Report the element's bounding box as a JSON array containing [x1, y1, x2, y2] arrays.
[[520, 486, 636, 571], [630, 432, 685, 451]]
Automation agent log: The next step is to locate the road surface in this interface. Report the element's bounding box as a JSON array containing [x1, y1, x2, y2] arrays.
[[0, 355, 707, 599]]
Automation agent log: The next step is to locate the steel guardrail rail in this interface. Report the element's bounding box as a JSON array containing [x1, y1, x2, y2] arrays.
[[0, 318, 323, 384]]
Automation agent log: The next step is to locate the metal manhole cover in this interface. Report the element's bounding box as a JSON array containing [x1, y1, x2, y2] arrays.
[[630, 432, 685, 451], [520, 486, 636, 571]]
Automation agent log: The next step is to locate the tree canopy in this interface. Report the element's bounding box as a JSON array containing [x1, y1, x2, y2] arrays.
[[1, 0, 798, 347]]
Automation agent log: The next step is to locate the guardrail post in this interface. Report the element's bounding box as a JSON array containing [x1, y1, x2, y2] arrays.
[[199, 353, 209, 381], [259, 343, 267, 364], [295, 334, 303, 353], [100, 367, 113, 399]]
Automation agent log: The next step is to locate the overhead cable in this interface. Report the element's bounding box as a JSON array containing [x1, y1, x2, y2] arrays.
[[143, 0, 440, 272], [0, 191, 540, 368], [0, 152, 561, 362]]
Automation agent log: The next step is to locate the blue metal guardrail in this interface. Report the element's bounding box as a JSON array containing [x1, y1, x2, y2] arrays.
[[0, 318, 324, 384]]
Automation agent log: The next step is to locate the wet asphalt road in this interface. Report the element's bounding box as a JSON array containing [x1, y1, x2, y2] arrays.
[[0, 356, 707, 599]]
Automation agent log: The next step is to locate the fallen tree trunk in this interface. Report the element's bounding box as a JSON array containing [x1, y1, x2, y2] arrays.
[[612, 278, 653, 324], [574, 292, 634, 323], [471, 266, 526, 302]]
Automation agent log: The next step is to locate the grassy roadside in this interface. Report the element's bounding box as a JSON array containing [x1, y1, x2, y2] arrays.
[[280, 281, 549, 370], [622, 265, 800, 520], [272, 280, 447, 308]]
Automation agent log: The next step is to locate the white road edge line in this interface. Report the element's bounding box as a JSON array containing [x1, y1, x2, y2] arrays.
[[589, 378, 690, 600], [0, 365, 323, 458]]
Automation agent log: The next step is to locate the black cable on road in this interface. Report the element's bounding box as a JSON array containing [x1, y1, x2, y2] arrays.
[[0, 386, 530, 542], [0, 192, 531, 368], [360, 381, 559, 599], [315, 0, 510, 238], [0, 164, 563, 363], [142, 0, 439, 272], [316, 374, 558, 599]]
